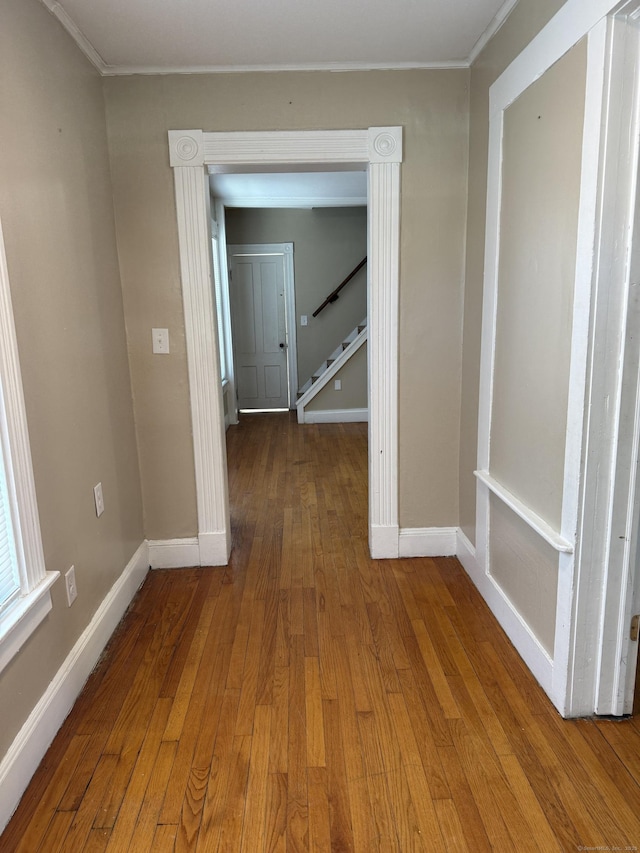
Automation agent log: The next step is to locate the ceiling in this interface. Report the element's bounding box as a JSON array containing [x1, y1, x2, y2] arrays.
[[41, 0, 516, 75]]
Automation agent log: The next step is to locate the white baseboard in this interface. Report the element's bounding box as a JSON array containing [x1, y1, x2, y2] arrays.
[[302, 408, 368, 424], [148, 534, 230, 568], [148, 537, 200, 569], [453, 526, 554, 699], [0, 541, 149, 834], [455, 528, 476, 571], [399, 527, 457, 557]]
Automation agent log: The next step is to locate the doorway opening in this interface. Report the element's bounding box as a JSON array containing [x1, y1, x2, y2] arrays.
[[211, 185, 370, 550], [226, 242, 297, 413], [168, 127, 402, 562]]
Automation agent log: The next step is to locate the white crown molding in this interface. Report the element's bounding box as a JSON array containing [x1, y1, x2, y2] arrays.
[[38, 1, 524, 77], [467, 0, 519, 65], [101, 60, 470, 76], [39, 0, 109, 74]]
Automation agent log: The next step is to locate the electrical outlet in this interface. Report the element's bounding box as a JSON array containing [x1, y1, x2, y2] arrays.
[[152, 328, 170, 354], [94, 482, 104, 517], [65, 566, 77, 606], [334, 379, 342, 390]]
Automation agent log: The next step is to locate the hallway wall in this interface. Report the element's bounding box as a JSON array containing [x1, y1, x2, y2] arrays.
[[0, 0, 143, 760], [225, 206, 367, 389], [104, 68, 470, 534], [458, 0, 568, 545]]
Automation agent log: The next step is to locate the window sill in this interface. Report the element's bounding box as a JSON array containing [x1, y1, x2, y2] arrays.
[[0, 571, 59, 675]]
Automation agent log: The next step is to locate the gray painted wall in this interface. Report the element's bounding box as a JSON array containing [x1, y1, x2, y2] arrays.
[[225, 206, 367, 389]]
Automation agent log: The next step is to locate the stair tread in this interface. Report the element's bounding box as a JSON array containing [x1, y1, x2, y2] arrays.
[[299, 317, 367, 406]]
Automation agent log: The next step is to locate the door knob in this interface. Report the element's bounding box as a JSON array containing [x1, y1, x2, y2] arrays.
[[280, 342, 288, 349]]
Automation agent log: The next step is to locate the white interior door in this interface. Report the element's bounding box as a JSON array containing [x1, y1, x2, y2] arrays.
[[228, 246, 290, 410]]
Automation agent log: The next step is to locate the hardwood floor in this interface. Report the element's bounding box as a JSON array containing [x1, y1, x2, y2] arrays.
[[2, 411, 640, 851]]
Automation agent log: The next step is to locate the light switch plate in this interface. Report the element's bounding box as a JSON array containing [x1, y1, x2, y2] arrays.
[[300, 315, 308, 327]]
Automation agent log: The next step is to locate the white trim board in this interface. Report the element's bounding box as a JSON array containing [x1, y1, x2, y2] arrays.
[[148, 537, 200, 569], [168, 127, 402, 561], [467, 0, 519, 65], [147, 535, 232, 568], [0, 541, 149, 834], [102, 60, 470, 76], [475, 0, 640, 717], [454, 521, 555, 696], [301, 408, 368, 424], [398, 527, 457, 558], [455, 528, 476, 573]]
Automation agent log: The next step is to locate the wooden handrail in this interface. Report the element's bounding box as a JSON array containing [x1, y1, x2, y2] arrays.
[[312, 257, 367, 318]]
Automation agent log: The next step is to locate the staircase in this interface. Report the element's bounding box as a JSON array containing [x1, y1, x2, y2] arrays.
[[296, 319, 367, 424]]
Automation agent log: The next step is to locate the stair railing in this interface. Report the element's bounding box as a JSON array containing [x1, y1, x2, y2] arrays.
[[312, 257, 367, 318]]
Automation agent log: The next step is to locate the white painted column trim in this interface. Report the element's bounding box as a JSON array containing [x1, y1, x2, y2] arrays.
[[368, 143, 401, 557], [213, 200, 238, 426], [585, 10, 640, 716], [170, 132, 231, 566]]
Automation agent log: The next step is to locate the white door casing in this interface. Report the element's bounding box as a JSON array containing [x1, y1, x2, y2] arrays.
[[212, 201, 238, 427], [591, 8, 640, 714], [475, 0, 640, 716], [168, 127, 402, 562], [228, 244, 297, 410]]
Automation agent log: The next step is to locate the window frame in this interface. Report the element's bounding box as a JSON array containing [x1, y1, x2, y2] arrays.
[[0, 216, 58, 675]]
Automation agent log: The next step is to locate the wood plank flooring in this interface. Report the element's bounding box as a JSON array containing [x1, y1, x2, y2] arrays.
[[2, 411, 640, 851]]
